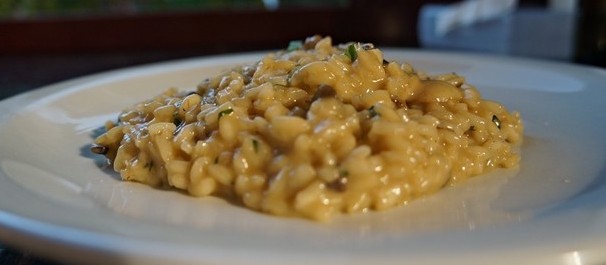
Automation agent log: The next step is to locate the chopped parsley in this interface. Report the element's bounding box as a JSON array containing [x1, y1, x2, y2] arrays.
[[173, 112, 182, 126], [286, 40, 303, 52], [144, 161, 154, 171], [368, 105, 379, 118], [252, 139, 259, 153], [327, 171, 349, 192], [218, 108, 234, 119], [345, 43, 357, 62]]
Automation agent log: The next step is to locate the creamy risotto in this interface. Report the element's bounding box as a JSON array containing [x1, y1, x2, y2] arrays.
[[92, 36, 523, 221]]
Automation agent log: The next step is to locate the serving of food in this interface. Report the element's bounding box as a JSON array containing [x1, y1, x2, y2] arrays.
[[5, 30, 606, 265], [91, 35, 523, 221]]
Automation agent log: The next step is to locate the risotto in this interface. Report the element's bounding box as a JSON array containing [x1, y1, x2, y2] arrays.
[[91, 36, 523, 221]]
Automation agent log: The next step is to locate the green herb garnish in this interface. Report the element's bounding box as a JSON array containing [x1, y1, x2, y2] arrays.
[[252, 139, 259, 153], [345, 43, 358, 62], [368, 105, 379, 118], [218, 108, 234, 119], [173, 112, 182, 126], [328, 171, 349, 192], [286, 40, 303, 52], [492, 115, 501, 129], [145, 161, 154, 171]]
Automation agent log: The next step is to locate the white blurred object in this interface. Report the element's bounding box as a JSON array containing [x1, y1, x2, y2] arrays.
[[548, 0, 578, 12], [262, 0, 279, 10], [435, 0, 518, 36], [419, 0, 578, 60]]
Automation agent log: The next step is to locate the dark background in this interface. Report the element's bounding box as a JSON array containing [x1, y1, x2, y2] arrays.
[[2, 0, 583, 100]]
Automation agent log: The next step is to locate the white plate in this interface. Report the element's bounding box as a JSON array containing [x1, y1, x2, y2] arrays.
[[0, 50, 605, 265]]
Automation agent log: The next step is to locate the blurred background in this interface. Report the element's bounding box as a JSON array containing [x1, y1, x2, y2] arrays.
[[0, 0, 604, 100]]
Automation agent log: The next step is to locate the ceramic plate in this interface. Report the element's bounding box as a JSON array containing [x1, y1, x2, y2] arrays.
[[0, 50, 605, 265]]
